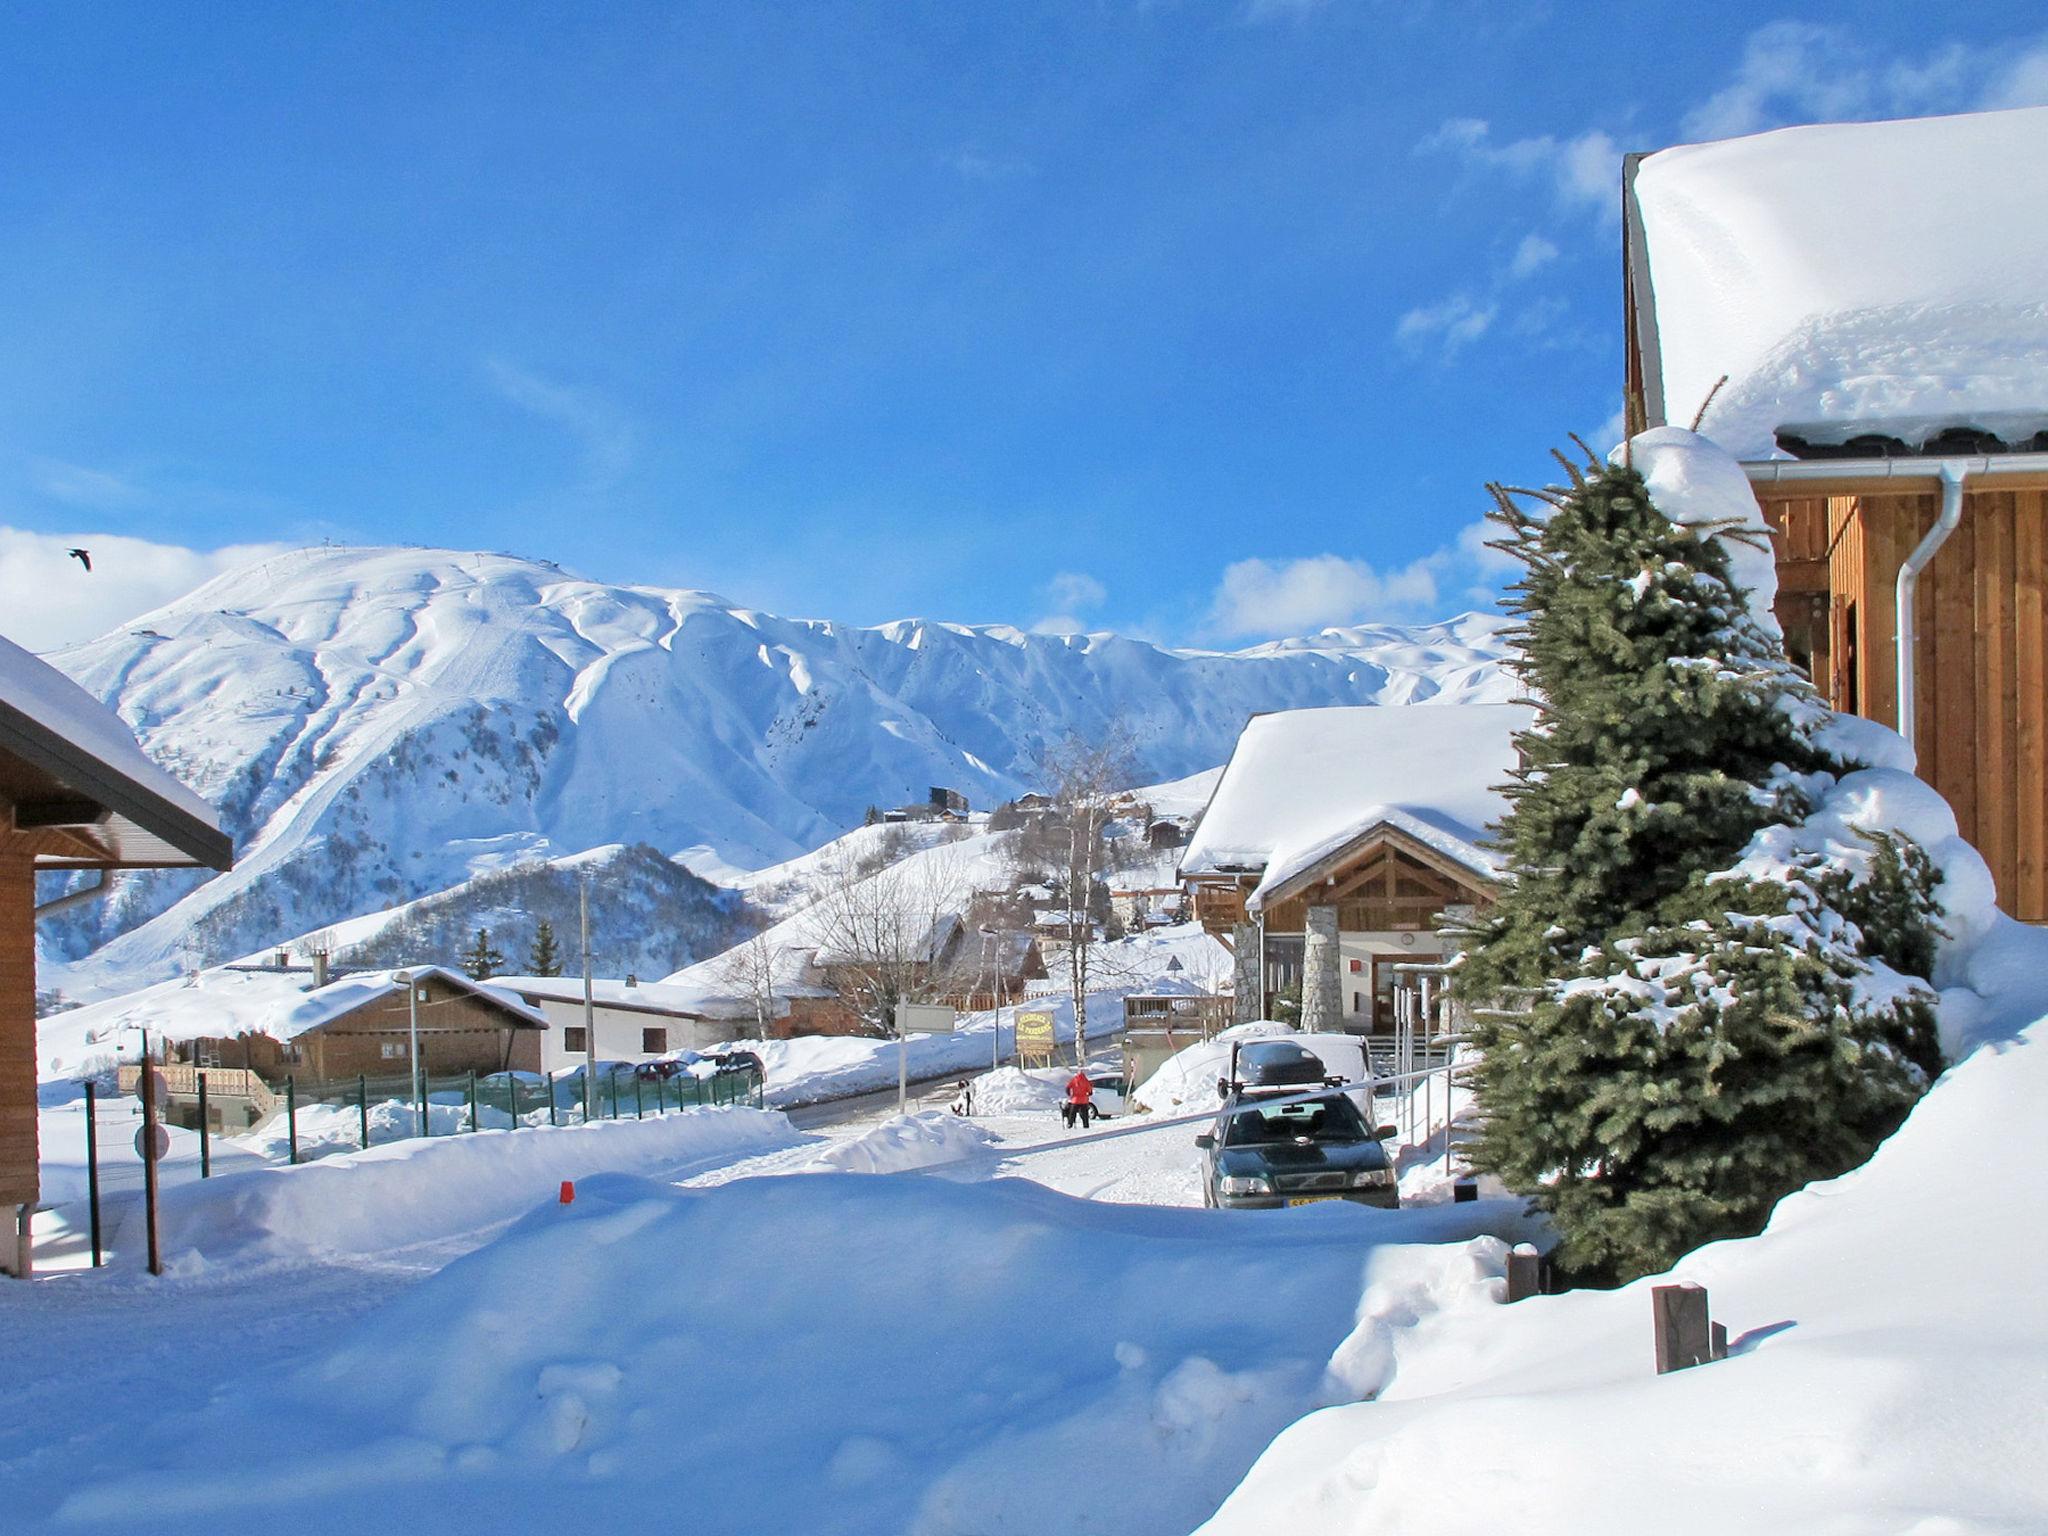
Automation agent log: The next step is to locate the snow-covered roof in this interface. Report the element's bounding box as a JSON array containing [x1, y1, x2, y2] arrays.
[[1629, 106, 2048, 461], [37, 965, 544, 1078], [0, 631, 227, 869], [490, 974, 717, 1018], [268, 966, 547, 1037], [1179, 704, 1531, 899]]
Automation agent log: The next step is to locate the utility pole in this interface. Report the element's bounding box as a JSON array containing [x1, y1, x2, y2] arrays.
[[397, 970, 422, 1128], [581, 875, 597, 1122]]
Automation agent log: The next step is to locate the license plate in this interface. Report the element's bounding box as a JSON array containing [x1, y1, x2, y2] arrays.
[[1287, 1195, 1338, 1207]]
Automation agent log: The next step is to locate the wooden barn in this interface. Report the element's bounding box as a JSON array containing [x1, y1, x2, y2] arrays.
[[1, 633, 232, 1276], [1178, 704, 1529, 1028], [1625, 107, 2048, 921]]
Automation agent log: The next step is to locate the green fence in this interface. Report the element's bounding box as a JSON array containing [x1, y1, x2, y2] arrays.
[[278, 1061, 766, 1161]]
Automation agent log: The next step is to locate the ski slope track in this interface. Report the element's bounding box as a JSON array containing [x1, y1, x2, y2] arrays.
[[37, 546, 1513, 997]]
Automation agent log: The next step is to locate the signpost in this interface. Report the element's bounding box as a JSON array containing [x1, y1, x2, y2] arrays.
[[1013, 1009, 1056, 1068], [138, 1030, 165, 1277], [893, 1002, 957, 1115]]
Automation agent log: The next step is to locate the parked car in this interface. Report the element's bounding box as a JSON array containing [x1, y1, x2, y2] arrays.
[[1196, 1090, 1400, 1210], [633, 1054, 701, 1082], [708, 1049, 765, 1079], [1082, 1066, 1128, 1119]]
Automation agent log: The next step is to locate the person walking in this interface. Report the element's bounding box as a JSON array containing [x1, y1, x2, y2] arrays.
[[1062, 1067, 1095, 1131]]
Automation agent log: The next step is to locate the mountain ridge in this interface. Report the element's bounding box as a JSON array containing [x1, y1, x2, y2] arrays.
[[36, 544, 1514, 998]]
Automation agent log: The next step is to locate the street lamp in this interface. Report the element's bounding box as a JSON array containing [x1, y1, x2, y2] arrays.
[[978, 926, 999, 1073], [394, 969, 423, 1130]]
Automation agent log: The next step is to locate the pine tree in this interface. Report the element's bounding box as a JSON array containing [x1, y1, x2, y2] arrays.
[[462, 926, 506, 981], [1455, 434, 1944, 1285], [527, 919, 563, 977]]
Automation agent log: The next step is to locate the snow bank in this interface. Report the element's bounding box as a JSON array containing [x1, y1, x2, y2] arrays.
[[964, 1065, 1066, 1114], [809, 1110, 994, 1173], [1633, 106, 2048, 460], [1201, 1010, 2048, 1535], [61, 1171, 1541, 1535], [122, 1107, 795, 1263]]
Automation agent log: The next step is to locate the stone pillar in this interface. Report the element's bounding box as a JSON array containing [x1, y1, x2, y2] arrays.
[[1231, 921, 1262, 1024], [1301, 905, 1342, 1034]]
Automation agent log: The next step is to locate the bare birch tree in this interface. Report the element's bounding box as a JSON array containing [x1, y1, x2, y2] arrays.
[[713, 931, 779, 1039], [805, 840, 971, 1036], [1038, 729, 1139, 1065]]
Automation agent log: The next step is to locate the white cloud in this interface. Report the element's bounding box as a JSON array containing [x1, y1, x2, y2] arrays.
[[1508, 233, 1559, 280], [948, 148, 1035, 181], [1983, 40, 2048, 109], [1206, 552, 1444, 638], [1683, 22, 2048, 140], [483, 359, 635, 494], [1419, 118, 1621, 222], [1030, 571, 1107, 635], [0, 526, 296, 652], [1395, 294, 1496, 358], [1242, 0, 1338, 21]]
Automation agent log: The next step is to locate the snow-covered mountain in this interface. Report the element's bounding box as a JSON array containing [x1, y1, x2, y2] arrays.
[[37, 545, 1513, 996]]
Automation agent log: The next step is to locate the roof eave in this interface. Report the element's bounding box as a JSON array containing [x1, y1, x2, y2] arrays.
[[0, 699, 232, 871]]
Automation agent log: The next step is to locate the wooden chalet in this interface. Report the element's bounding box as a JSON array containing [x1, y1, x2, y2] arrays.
[[165, 966, 546, 1089], [1625, 108, 2048, 921], [2, 633, 232, 1276], [1179, 704, 1528, 1029]]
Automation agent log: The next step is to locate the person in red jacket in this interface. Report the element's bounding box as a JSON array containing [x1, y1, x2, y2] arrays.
[[1062, 1068, 1095, 1130]]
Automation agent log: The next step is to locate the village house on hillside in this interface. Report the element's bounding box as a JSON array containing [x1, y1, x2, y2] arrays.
[[87, 965, 549, 1133], [490, 973, 733, 1068], [1179, 703, 1530, 1030], [1625, 105, 2048, 922], [1, 634, 232, 1275]]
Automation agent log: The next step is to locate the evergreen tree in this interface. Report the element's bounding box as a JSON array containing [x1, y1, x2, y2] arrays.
[[527, 919, 563, 977], [1456, 433, 1944, 1284], [462, 926, 506, 981]]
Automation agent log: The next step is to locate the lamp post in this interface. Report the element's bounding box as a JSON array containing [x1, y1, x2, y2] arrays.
[[979, 926, 1000, 1074], [395, 969, 422, 1131], [580, 875, 598, 1122]]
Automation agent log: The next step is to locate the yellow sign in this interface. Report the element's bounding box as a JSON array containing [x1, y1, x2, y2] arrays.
[[1013, 1010, 1056, 1065]]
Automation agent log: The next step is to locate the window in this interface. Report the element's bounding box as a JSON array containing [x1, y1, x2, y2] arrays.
[[380, 1041, 404, 1060], [564, 1026, 588, 1053], [642, 1027, 668, 1054]]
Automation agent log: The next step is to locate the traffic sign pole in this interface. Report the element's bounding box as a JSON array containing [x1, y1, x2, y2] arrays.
[[139, 1029, 163, 1277]]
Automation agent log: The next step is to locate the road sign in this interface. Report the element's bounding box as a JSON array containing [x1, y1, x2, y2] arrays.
[[1014, 1010, 1056, 1065], [133, 1123, 170, 1163], [895, 1002, 956, 1034], [140, 1067, 168, 1108]]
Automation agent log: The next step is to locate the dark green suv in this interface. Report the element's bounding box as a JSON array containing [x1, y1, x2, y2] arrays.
[[1197, 1091, 1400, 1210]]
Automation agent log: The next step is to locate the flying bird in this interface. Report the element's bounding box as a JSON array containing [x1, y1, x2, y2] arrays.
[[67, 548, 91, 572]]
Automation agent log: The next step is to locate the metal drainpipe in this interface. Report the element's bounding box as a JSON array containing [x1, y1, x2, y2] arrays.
[[33, 868, 107, 918], [1893, 461, 1970, 759]]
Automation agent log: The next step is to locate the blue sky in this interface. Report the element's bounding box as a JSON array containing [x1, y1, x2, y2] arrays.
[[2, 1, 2045, 650]]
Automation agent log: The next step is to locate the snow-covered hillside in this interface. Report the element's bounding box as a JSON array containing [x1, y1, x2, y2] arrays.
[[38, 546, 1512, 997]]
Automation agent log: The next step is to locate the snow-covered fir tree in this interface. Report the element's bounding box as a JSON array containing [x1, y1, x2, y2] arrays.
[[461, 926, 506, 981], [1456, 428, 1946, 1284]]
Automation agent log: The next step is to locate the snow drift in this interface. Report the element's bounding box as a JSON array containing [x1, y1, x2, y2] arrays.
[[58, 1171, 1541, 1535], [123, 1107, 795, 1264]]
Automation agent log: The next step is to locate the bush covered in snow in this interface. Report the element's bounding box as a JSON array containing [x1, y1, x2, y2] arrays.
[[1458, 430, 1946, 1283]]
